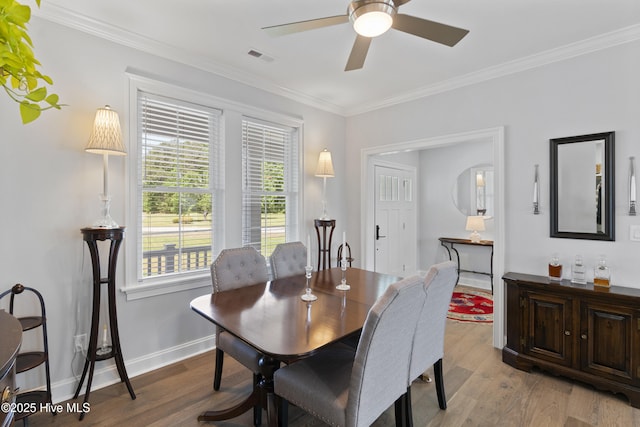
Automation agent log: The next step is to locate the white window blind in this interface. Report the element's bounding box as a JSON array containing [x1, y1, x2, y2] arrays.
[[242, 117, 299, 257], [138, 91, 220, 279]]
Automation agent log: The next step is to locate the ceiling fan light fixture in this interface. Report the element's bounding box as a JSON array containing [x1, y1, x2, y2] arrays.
[[349, 0, 396, 38]]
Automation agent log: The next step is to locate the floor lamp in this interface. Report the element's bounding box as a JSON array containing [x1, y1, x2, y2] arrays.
[[85, 105, 127, 228]]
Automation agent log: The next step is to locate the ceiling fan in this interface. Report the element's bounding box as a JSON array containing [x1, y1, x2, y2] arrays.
[[262, 0, 469, 71]]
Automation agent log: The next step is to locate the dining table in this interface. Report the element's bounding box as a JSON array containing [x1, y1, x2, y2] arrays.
[[190, 266, 401, 426]]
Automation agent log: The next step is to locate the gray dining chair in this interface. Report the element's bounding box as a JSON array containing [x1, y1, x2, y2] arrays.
[[210, 246, 269, 425], [270, 241, 307, 279], [274, 274, 427, 427], [404, 261, 457, 425]]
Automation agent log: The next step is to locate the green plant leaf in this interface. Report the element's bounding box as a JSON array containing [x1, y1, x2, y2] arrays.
[[7, 4, 31, 27], [25, 85, 45, 101], [20, 100, 41, 124], [10, 74, 20, 88], [45, 93, 58, 105], [2, 0, 63, 124], [25, 75, 36, 90]]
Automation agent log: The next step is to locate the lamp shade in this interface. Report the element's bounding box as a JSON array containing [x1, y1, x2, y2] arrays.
[[85, 106, 127, 156], [349, 0, 396, 38], [315, 148, 335, 178], [465, 216, 486, 232]]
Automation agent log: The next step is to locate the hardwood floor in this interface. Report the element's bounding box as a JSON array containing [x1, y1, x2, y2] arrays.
[[27, 320, 640, 426]]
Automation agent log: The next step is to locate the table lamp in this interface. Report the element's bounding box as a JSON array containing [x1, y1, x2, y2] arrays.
[[465, 215, 485, 243], [85, 105, 127, 228], [315, 148, 335, 219]]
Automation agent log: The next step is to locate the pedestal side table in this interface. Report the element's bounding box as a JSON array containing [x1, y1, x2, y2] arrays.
[[74, 227, 135, 419], [314, 219, 335, 271]]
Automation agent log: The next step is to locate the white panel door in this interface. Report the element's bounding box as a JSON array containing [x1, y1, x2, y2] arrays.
[[374, 164, 416, 277]]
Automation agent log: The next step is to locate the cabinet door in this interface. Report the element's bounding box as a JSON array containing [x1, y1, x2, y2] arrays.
[[524, 292, 573, 366], [580, 302, 639, 385]]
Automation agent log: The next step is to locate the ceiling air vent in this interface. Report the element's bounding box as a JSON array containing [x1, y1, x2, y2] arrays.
[[247, 48, 274, 63]]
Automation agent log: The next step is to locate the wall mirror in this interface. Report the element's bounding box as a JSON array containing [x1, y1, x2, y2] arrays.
[[550, 131, 615, 240], [452, 164, 494, 217]]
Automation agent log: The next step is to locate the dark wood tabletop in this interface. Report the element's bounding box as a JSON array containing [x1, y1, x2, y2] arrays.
[[190, 267, 401, 425], [191, 267, 401, 361]]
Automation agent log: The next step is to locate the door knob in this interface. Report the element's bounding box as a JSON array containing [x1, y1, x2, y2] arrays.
[[376, 225, 386, 240]]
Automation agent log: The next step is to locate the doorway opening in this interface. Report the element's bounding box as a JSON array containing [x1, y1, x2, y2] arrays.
[[361, 127, 505, 348]]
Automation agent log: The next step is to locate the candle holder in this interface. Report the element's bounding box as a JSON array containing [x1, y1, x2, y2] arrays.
[[301, 266, 317, 301], [336, 259, 350, 291]]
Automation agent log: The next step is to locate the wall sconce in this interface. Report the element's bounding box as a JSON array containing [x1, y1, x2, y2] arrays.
[[465, 216, 485, 243], [315, 148, 335, 219], [476, 171, 486, 216], [533, 164, 540, 215], [630, 156, 637, 216], [85, 105, 127, 228]]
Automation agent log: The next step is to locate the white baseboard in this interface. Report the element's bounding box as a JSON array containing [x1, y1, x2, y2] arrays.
[[458, 275, 492, 292], [51, 334, 215, 404]]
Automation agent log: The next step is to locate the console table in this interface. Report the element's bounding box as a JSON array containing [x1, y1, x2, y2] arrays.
[[439, 237, 494, 293], [73, 227, 135, 419]]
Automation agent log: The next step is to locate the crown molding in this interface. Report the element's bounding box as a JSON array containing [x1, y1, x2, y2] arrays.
[[32, 4, 640, 118], [32, 3, 347, 116], [345, 23, 640, 116]]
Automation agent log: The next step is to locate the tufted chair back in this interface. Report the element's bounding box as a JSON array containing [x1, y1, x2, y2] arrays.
[[274, 274, 426, 427], [211, 247, 269, 293], [409, 261, 457, 383], [270, 241, 307, 279]]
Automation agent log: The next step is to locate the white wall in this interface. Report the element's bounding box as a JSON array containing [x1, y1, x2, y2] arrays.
[[419, 141, 494, 289], [0, 18, 345, 401], [346, 39, 640, 288]]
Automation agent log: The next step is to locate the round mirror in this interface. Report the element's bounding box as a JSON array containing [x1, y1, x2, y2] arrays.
[[452, 164, 494, 217]]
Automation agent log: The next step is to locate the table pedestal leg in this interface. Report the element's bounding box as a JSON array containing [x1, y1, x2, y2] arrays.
[[197, 356, 280, 426]]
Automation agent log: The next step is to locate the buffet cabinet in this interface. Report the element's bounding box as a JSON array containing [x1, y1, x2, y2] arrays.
[[502, 272, 640, 407]]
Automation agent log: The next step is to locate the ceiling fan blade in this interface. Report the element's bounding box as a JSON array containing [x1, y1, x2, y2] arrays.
[[263, 15, 349, 36], [392, 14, 469, 47], [345, 35, 372, 71]]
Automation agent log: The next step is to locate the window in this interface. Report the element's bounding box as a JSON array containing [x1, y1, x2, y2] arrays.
[[242, 118, 299, 258], [137, 92, 221, 280]]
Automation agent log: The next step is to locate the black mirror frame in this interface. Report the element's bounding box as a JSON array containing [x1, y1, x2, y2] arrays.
[[550, 131, 615, 241]]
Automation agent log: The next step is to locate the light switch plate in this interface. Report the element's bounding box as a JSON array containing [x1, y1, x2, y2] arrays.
[[630, 225, 640, 242]]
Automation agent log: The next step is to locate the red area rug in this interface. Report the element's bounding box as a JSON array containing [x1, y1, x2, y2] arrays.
[[448, 290, 493, 323]]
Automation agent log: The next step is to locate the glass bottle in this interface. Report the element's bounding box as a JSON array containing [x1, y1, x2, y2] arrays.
[[548, 253, 563, 281], [593, 256, 611, 287], [571, 255, 587, 284]]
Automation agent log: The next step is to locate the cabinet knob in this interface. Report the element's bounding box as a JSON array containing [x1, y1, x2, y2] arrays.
[[564, 330, 571, 336], [581, 334, 588, 340]]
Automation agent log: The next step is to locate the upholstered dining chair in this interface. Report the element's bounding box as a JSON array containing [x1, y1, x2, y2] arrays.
[[210, 246, 270, 425], [270, 241, 307, 279], [274, 274, 428, 427], [403, 261, 457, 425]]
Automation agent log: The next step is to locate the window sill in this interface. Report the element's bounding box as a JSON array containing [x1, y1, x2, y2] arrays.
[[120, 271, 212, 301]]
